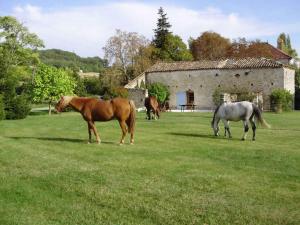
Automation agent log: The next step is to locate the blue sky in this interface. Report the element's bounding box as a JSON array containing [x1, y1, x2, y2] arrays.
[[1, 0, 299, 57]]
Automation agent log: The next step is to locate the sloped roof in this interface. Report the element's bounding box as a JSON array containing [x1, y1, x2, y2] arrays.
[[264, 43, 292, 60], [146, 58, 286, 73]]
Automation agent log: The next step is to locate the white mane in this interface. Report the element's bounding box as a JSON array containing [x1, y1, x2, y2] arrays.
[[61, 96, 74, 107]]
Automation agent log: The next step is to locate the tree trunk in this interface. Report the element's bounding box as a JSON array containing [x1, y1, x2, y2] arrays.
[[48, 102, 52, 115]]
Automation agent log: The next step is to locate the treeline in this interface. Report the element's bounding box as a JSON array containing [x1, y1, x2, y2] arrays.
[[38, 49, 107, 72]]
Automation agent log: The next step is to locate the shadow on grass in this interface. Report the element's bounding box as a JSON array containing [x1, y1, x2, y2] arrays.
[[7, 136, 115, 144], [168, 132, 242, 141]]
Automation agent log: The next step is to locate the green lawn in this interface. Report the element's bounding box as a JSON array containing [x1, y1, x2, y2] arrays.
[[0, 111, 299, 225]]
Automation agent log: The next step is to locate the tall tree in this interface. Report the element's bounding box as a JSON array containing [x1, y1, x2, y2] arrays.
[[160, 34, 193, 61], [190, 32, 231, 60], [153, 7, 171, 49], [0, 16, 44, 119], [277, 33, 297, 57], [103, 29, 149, 82]]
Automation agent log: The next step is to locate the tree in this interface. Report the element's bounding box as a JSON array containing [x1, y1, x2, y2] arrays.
[[148, 82, 170, 103], [190, 32, 231, 60], [228, 38, 273, 59], [32, 64, 76, 115], [0, 16, 44, 119], [103, 29, 149, 82], [277, 33, 297, 57], [153, 7, 172, 49]]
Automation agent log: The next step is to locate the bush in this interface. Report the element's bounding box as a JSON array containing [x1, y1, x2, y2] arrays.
[[0, 95, 5, 120], [212, 88, 223, 106], [5, 94, 31, 119], [83, 77, 102, 95], [148, 82, 170, 103], [270, 89, 293, 112], [237, 92, 256, 102]]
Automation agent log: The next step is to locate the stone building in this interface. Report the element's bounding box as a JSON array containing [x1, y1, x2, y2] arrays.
[[145, 58, 295, 110]]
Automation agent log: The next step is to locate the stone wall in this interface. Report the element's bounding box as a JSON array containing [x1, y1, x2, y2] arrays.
[[127, 88, 147, 108], [146, 67, 295, 110]]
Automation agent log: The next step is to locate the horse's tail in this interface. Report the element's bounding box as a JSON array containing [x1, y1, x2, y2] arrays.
[[127, 100, 136, 134], [252, 104, 271, 128]]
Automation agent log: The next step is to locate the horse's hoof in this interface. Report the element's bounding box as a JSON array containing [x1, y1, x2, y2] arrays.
[[130, 142, 134, 145], [252, 138, 256, 141], [241, 138, 245, 141], [87, 141, 91, 144]]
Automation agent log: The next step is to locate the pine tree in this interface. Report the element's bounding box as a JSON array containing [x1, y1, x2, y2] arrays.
[[153, 7, 172, 49]]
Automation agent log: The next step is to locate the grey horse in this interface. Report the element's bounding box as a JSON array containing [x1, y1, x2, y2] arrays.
[[211, 101, 270, 140]]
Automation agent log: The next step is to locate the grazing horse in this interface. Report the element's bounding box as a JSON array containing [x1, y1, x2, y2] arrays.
[[211, 101, 270, 141], [55, 96, 136, 145], [144, 96, 160, 120]]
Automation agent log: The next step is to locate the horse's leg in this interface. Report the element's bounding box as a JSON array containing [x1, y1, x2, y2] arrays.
[[242, 120, 249, 141], [250, 118, 256, 141], [222, 119, 231, 138], [118, 120, 127, 145], [87, 122, 92, 143], [156, 109, 160, 119], [89, 121, 101, 144], [146, 109, 151, 120]]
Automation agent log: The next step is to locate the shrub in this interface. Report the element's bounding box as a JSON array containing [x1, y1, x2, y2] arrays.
[[148, 82, 170, 103], [270, 89, 293, 112], [0, 95, 5, 120], [5, 94, 31, 119], [212, 88, 223, 106], [237, 92, 256, 102]]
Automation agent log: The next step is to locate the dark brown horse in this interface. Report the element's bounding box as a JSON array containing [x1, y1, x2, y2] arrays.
[[55, 96, 136, 144], [144, 96, 160, 120]]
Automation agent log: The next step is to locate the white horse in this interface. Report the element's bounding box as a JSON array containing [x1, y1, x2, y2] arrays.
[[211, 101, 270, 141]]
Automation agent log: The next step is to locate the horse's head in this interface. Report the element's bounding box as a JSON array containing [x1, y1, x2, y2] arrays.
[[55, 96, 73, 113]]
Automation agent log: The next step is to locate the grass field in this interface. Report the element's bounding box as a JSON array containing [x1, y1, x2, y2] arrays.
[[0, 111, 300, 225]]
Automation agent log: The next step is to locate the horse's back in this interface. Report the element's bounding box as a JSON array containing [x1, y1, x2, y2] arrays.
[[220, 101, 253, 121], [145, 96, 159, 110]]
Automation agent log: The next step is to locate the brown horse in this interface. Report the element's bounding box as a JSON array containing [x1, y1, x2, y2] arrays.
[[144, 96, 160, 120], [55, 96, 136, 145]]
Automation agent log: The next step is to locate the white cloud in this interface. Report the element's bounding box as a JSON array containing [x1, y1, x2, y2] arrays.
[[12, 2, 287, 57]]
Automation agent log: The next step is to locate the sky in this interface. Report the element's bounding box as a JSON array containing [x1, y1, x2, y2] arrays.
[[1, 0, 300, 58]]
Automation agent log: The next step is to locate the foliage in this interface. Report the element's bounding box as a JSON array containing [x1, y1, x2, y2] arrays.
[[39, 49, 107, 72], [0, 16, 43, 120], [277, 33, 297, 57], [103, 87, 128, 100], [83, 77, 102, 95], [148, 82, 170, 103], [152, 7, 172, 49], [32, 64, 76, 114], [228, 39, 273, 59], [190, 32, 231, 60], [0, 94, 5, 120], [4, 94, 31, 119], [155, 34, 193, 61], [65, 69, 87, 97], [270, 89, 293, 112], [212, 88, 223, 106], [0, 16, 44, 73], [237, 92, 257, 102], [103, 29, 149, 82]]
